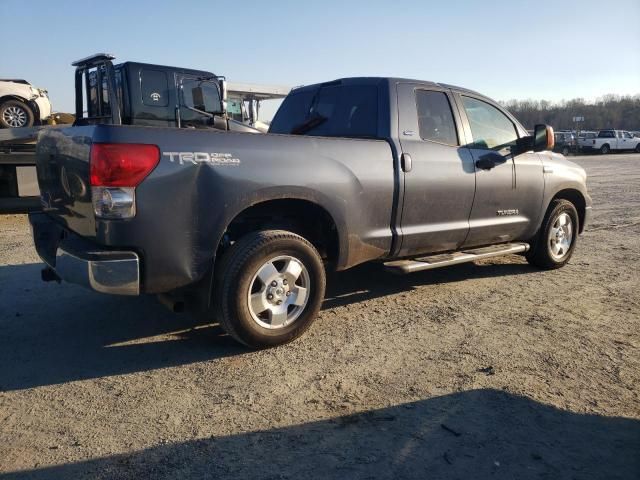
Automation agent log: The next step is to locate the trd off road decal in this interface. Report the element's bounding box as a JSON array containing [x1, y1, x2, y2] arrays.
[[163, 152, 241, 166]]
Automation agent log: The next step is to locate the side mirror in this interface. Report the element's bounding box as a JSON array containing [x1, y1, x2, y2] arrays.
[[533, 124, 555, 152]]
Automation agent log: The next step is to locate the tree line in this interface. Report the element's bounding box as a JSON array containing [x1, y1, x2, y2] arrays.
[[501, 94, 640, 131]]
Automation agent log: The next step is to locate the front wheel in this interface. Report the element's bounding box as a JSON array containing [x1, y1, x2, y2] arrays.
[[214, 230, 326, 348], [526, 199, 579, 270], [561, 146, 570, 156]]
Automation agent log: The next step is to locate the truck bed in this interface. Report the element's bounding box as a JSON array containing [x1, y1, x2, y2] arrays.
[[35, 124, 396, 293]]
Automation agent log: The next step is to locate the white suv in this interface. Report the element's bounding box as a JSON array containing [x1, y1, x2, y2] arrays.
[[0, 79, 52, 128]]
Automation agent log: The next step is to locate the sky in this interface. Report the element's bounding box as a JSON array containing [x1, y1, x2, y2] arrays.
[[1, 0, 639, 120]]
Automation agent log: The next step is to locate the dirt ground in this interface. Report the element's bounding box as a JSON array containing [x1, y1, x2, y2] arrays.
[[1, 154, 639, 479]]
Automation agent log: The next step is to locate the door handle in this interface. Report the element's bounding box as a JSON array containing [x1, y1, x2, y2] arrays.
[[401, 153, 413, 172]]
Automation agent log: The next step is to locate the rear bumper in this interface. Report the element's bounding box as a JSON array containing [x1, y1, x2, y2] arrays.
[[29, 212, 140, 296]]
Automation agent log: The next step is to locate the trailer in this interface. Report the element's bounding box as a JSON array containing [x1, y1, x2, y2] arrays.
[[0, 126, 50, 213]]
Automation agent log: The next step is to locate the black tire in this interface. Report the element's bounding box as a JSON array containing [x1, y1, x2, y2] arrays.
[[0, 100, 35, 128], [635, 144, 640, 153], [562, 146, 570, 156], [214, 230, 326, 348], [600, 144, 610, 155], [526, 199, 579, 270]]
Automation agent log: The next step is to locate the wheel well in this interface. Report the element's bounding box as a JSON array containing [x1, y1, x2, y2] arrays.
[[219, 199, 340, 265], [0, 95, 29, 106], [552, 189, 586, 232]]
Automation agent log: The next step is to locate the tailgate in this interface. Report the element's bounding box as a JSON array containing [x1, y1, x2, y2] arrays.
[[36, 126, 96, 237]]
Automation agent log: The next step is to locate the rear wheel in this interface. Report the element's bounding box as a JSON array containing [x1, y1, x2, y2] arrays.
[[526, 199, 579, 270], [0, 100, 34, 128], [214, 230, 326, 348], [600, 144, 610, 155], [561, 146, 570, 156]]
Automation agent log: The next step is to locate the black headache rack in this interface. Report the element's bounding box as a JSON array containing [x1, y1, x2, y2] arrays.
[[72, 53, 122, 126]]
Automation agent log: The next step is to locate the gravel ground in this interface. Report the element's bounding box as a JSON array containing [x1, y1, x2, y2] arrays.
[[1, 154, 639, 479]]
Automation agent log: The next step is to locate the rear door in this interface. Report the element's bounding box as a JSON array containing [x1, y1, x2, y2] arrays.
[[396, 83, 476, 256], [455, 93, 544, 247]]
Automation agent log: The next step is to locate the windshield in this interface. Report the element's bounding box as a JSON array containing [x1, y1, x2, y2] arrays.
[[181, 79, 222, 114]]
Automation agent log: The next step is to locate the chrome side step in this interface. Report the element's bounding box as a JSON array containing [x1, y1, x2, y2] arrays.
[[384, 242, 530, 274]]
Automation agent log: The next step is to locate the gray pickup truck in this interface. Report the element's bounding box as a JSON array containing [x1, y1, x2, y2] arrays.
[[30, 77, 591, 348]]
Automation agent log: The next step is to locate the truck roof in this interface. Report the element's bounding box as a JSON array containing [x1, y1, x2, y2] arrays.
[[0, 79, 30, 85], [117, 61, 216, 78], [292, 77, 493, 103]]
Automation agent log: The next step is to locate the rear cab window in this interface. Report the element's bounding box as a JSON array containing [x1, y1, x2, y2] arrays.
[[598, 130, 615, 138], [269, 84, 378, 138]]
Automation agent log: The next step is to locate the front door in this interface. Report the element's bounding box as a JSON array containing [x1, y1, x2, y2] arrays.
[[396, 84, 476, 257], [455, 94, 544, 247]]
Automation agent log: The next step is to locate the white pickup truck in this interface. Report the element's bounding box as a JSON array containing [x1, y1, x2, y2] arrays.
[[583, 130, 640, 154]]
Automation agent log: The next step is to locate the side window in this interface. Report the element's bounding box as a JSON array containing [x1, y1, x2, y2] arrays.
[[415, 90, 458, 146], [141, 69, 169, 107], [462, 96, 518, 150], [624, 132, 633, 139]]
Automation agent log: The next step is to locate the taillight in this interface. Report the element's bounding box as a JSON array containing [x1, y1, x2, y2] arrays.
[[90, 143, 160, 187], [90, 143, 160, 219]]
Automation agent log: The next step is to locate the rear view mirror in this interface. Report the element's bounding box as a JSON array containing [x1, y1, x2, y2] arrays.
[[533, 124, 555, 152]]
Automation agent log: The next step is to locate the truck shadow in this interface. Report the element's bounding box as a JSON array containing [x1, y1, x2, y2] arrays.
[[324, 258, 533, 309], [2, 389, 638, 479], [0, 263, 242, 392], [0, 258, 533, 392]]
